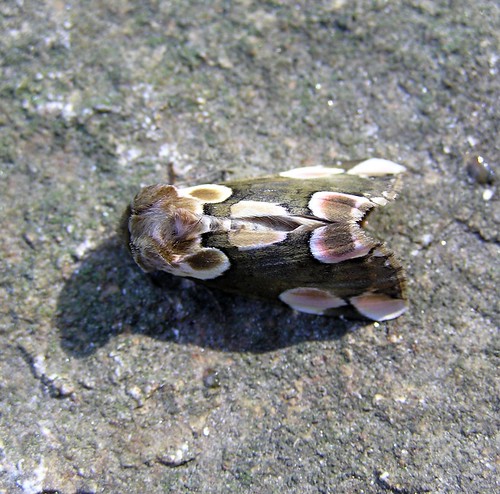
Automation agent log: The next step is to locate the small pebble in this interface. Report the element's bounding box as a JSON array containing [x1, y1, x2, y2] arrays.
[[466, 155, 495, 185]]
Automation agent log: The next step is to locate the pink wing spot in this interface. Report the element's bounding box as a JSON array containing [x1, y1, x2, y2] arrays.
[[309, 192, 371, 221], [346, 158, 406, 177], [310, 226, 372, 263], [279, 287, 347, 315], [350, 293, 407, 321]]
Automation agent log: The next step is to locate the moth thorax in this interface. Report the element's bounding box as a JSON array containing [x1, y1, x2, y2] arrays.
[[172, 210, 225, 241]]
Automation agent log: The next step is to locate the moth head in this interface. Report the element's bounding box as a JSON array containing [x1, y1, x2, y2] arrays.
[[123, 184, 231, 280], [125, 184, 206, 272]]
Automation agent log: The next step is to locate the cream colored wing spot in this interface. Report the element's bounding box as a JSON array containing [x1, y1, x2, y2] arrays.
[[279, 287, 347, 315], [180, 184, 233, 203], [169, 248, 230, 280], [347, 158, 406, 177], [230, 200, 289, 218], [279, 165, 345, 179], [350, 293, 407, 321], [229, 230, 288, 250]]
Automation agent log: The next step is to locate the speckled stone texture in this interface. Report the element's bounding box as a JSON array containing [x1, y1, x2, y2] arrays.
[[0, 1, 498, 493]]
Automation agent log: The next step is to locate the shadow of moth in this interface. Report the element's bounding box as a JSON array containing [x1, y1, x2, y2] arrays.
[[122, 158, 407, 321]]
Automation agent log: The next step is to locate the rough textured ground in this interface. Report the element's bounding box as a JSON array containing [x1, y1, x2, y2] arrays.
[[0, 1, 498, 493]]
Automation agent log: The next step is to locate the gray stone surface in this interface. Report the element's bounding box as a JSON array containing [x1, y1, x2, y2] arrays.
[[0, 1, 498, 493]]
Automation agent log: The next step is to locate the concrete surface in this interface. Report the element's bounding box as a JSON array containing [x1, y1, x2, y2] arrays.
[[0, 1, 498, 493]]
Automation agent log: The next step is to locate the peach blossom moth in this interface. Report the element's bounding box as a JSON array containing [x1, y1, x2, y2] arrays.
[[122, 158, 407, 321]]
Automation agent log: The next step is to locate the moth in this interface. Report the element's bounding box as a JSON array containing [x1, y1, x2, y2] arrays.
[[122, 158, 408, 321]]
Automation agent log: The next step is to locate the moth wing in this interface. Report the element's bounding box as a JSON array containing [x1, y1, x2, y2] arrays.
[[205, 158, 405, 219], [201, 159, 407, 321]]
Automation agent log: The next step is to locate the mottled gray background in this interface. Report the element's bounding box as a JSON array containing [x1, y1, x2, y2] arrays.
[[0, 1, 498, 493]]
